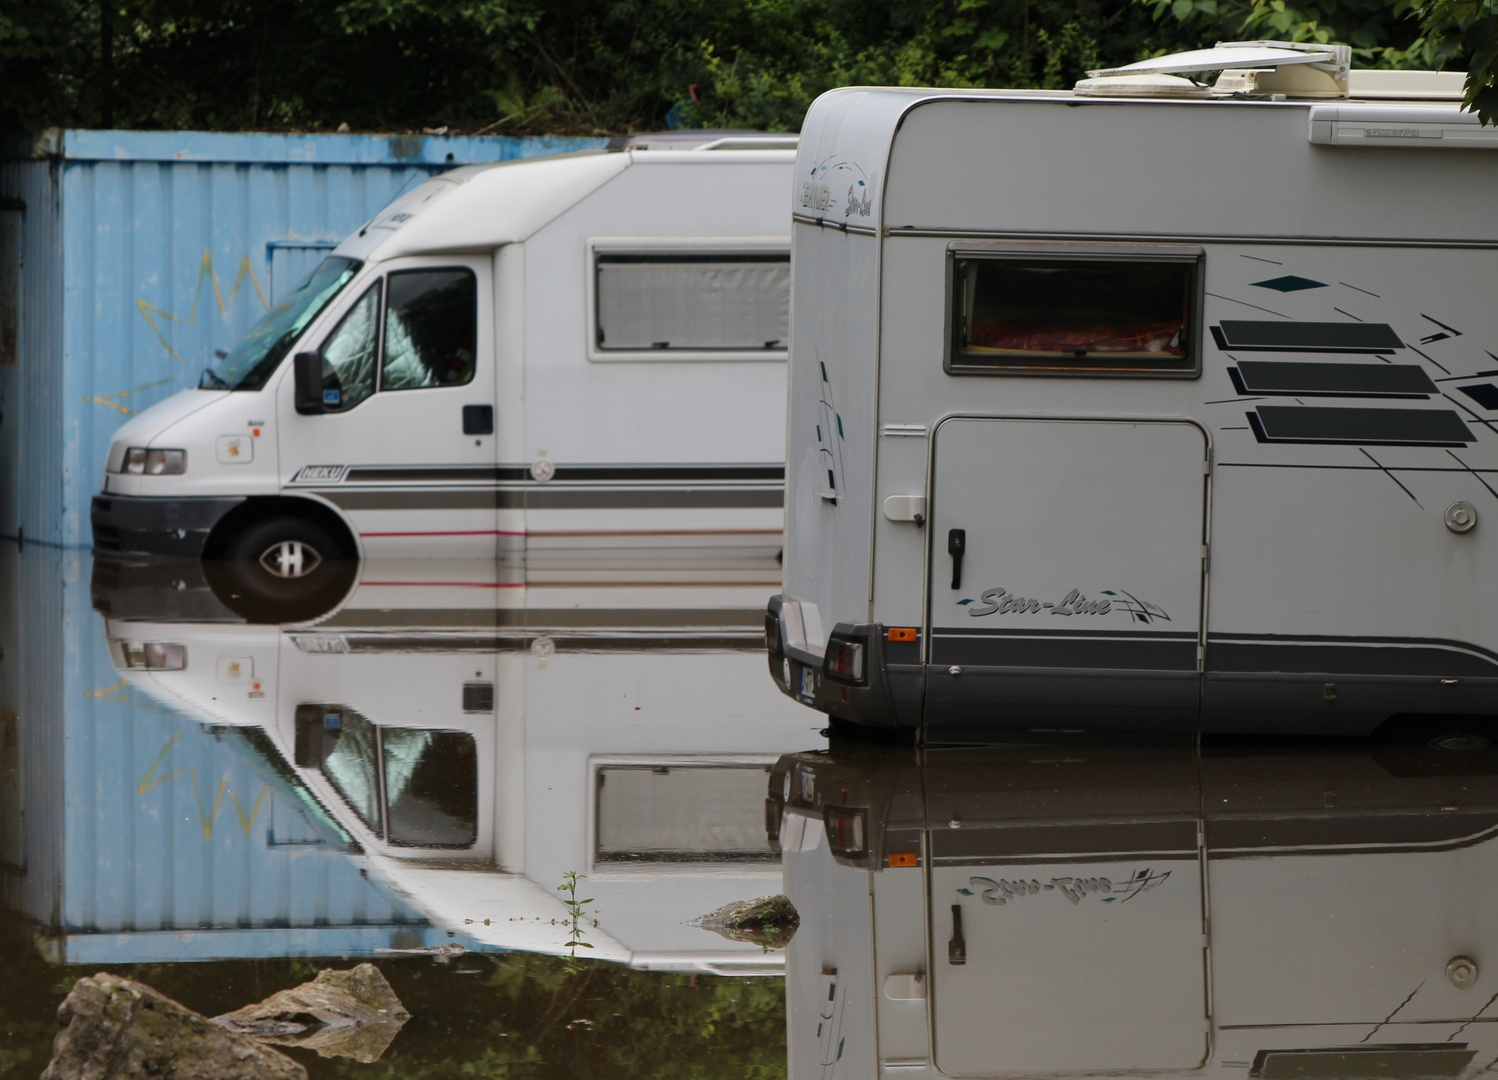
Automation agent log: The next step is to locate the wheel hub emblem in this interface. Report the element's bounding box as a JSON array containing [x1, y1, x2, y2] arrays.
[[259, 540, 322, 579]]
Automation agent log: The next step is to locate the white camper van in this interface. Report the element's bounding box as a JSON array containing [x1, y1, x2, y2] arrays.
[[771, 741, 1498, 1079], [92, 137, 795, 614], [765, 45, 1498, 740], [96, 570, 819, 973]]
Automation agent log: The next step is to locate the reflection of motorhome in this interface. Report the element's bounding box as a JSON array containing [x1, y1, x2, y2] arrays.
[[91, 137, 795, 613], [766, 48, 1498, 739], [770, 740, 1498, 1079], [98, 571, 820, 973]]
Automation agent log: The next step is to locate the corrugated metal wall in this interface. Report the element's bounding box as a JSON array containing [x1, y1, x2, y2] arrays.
[[0, 152, 64, 544], [0, 545, 493, 962], [0, 129, 605, 548]]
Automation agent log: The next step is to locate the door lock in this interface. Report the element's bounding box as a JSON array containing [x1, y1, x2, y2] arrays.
[[947, 528, 966, 590]]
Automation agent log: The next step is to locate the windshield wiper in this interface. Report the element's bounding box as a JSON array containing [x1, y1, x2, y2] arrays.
[[198, 367, 229, 390]]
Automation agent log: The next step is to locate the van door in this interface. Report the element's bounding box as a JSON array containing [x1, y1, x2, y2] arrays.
[[278, 255, 499, 558], [925, 418, 1208, 731]]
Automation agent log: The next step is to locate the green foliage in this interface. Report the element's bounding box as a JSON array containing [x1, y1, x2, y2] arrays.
[[0, 0, 1221, 133], [1416, 0, 1498, 120], [556, 870, 594, 971], [1, 0, 1487, 133]]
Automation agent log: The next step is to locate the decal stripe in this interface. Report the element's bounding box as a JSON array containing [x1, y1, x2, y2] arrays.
[[1232, 361, 1435, 398], [929, 637, 1198, 670], [316, 607, 766, 630], [321, 489, 784, 511], [340, 464, 785, 483], [1213, 320, 1404, 353], [930, 820, 1199, 860], [292, 633, 762, 653], [1250, 405, 1474, 446]]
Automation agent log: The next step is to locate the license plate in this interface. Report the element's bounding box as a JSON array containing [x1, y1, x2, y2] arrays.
[[800, 665, 817, 698]]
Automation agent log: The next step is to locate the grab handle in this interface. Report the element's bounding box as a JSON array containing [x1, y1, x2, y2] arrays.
[[948, 904, 966, 965], [947, 529, 966, 590]]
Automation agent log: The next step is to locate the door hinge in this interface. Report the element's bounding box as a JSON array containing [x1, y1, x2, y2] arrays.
[[1201, 543, 1210, 572]]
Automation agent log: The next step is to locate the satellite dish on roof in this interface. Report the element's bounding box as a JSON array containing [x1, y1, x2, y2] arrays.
[[1077, 40, 1351, 99]]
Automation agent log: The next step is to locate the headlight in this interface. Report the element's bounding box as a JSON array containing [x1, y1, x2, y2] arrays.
[[114, 641, 187, 671], [123, 448, 186, 475]]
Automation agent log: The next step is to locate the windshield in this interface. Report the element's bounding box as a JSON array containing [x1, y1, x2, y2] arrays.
[[199, 255, 362, 391]]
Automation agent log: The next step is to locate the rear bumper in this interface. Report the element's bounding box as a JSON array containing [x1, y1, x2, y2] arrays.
[[91, 493, 244, 558], [765, 596, 919, 731]]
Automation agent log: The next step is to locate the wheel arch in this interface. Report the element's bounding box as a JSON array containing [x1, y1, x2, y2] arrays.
[[202, 495, 361, 562]]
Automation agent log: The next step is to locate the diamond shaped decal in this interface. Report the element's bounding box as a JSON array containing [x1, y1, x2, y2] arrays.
[[1251, 275, 1329, 293]]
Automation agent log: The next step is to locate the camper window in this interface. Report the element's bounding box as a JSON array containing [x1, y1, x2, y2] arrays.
[[319, 282, 382, 409], [594, 252, 789, 356], [949, 252, 1200, 376], [594, 763, 777, 865], [313, 709, 383, 834], [382, 729, 478, 848], [381, 268, 478, 391]]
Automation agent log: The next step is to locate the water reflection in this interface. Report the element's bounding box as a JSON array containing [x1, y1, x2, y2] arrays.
[[12, 543, 1498, 1076], [772, 740, 1498, 1078]]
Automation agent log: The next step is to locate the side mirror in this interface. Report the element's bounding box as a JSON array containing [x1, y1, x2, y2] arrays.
[[294, 352, 325, 414]]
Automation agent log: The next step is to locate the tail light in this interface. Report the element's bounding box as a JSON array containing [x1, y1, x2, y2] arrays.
[[824, 635, 866, 685], [823, 805, 868, 858]]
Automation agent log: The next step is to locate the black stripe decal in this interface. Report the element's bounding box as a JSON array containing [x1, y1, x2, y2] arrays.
[[930, 636, 1198, 671], [1213, 320, 1405, 353], [317, 607, 766, 630], [321, 489, 784, 511], [1459, 383, 1498, 410], [933, 628, 1196, 640], [303, 634, 762, 653], [1208, 815, 1498, 853], [930, 821, 1199, 860], [1250, 405, 1474, 446], [1232, 361, 1435, 398], [1206, 635, 1498, 676], [341, 464, 786, 483]]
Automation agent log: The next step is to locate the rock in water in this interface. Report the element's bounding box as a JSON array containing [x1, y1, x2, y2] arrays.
[[212, 963, 409, 1063], [695, 894, 800, 950], [41, 972, 305, 1080]]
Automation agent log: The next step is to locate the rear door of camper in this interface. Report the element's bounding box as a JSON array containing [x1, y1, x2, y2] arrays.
[[924, 758, 1209, 1076], [278, 255, 499, 558], [925, 245, 1210, 728]]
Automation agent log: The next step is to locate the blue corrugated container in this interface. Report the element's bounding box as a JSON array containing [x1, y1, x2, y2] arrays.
[[0, 128, 604, 549], [0, 545, 500, 962]]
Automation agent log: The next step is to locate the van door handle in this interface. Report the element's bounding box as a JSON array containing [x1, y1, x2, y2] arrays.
[[463, 404, 494, 436], [948, 904, 966, 965], [947, 529, 966, 590]]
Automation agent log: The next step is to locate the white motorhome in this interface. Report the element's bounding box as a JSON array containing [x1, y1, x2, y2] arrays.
[[765, 45, 1498, 740], [96, 570, 820, 973], [771, 740, 1498, 1079], [91, 136, 795, 614]]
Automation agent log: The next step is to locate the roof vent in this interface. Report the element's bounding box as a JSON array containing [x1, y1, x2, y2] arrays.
[[1077, 40, 1351, 99]]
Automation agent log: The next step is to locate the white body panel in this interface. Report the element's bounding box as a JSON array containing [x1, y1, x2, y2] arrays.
[[776, 87, 1498, 735]]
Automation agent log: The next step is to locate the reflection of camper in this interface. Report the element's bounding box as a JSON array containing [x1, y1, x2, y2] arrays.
[[92, 137, 794, 612], [771, 740, 1498, 1078], [97, 569, 819, 973], [768, 51, 1498, 740], [0, 546, 476, 965]]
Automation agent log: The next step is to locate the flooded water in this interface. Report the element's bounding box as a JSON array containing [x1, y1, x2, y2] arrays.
[[6, 546, 1498, 1078]]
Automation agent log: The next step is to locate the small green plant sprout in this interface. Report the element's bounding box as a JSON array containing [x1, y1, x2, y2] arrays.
[[557, 871, 594, 971]]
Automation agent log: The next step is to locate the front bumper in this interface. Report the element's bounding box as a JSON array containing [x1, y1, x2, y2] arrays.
[[91, 493, 245, 558]]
